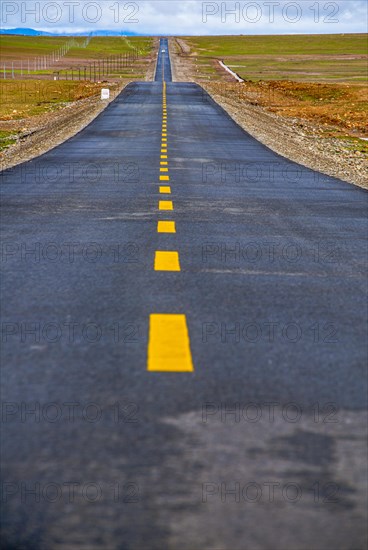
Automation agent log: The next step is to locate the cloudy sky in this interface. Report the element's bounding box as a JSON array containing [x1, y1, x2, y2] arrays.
[[1, 0, 367, 34]]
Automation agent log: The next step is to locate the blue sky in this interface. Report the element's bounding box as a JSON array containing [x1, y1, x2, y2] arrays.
[[1, 1, 367, 35]]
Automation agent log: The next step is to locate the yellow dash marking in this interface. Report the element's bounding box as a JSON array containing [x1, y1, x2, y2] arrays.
[[154, 251, 180, 272], [161, 150, 167, 154], [160, 161, 168, 165], [157, 221, 176, 233], [162, 138, 167, 143], [160, 175, 170, 181], [162, 133, 167, 137], [161, 155, 168, 159], [159, 186, 171, 194], [148, 314, 194, 372], [160, 167, 169, 172], [159, 200, 173, 210]]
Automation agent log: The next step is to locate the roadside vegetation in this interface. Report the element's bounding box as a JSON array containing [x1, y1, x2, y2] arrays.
[[0, 36, 155, 154], [0, 80, 111, 120], [177, 34, 368, 145], [185, 34, 367, 82], [0, 130, 18, 152], [0, 35, 153, 62]]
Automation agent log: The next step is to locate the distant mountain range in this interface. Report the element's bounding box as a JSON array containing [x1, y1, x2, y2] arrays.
[[0, 28, 140, 36]]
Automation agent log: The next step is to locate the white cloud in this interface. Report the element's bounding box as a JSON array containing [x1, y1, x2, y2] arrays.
[[0, 1, 367, 34]]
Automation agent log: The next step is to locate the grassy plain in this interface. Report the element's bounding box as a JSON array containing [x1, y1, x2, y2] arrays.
[[179, 34, 368, 142], [0, 80, 112, 120], [0, 36, 154, 80], [0, 36, 155, 143], [185, 34, 367, 82], [0, 36, 155, 152], [0, 36, 153, 61]]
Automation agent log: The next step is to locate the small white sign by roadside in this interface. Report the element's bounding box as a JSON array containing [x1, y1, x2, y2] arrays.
[[101, 88, 110, 100]]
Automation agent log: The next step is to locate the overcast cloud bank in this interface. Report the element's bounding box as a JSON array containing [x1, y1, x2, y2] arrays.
[[0, 1, 367, 35]]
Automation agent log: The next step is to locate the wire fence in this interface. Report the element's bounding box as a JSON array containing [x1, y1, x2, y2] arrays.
[[53, 50, 139, 81], [1, 39, 140, 81]]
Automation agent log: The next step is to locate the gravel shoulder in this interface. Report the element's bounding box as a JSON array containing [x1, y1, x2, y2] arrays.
[[0, 83, 128, 171], [170, 38, 367, 190]]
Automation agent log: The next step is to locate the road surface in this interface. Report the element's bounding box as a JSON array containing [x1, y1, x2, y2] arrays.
[[1, 39, 367, 550]]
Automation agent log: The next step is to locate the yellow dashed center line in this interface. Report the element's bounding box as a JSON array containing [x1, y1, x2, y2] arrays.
[[157, 221, 176, 233], [154, 250, 181, 271], [147, 77, 194, 372], [148, 314, 193, 372], [159, 200, 173, 210]]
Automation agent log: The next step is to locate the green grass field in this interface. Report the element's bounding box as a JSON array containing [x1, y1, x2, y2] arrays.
[[0, 36, 154, 84], [180, 34, 367, 138], [0, 35, 154, 83], [65, 36, 152, 58], [0, 80, 112, 119], [185, 34, 368, 83], [0, 35, 69, 60], [0, 36, 155, 131], [186, 33, 367, 56], [0, 36, 153, 61]]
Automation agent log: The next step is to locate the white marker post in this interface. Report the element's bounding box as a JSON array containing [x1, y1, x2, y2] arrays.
[[101, 88, 110, 101]]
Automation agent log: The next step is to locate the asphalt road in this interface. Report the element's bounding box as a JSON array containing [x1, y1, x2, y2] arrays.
[[1, 39, 367, 550]]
